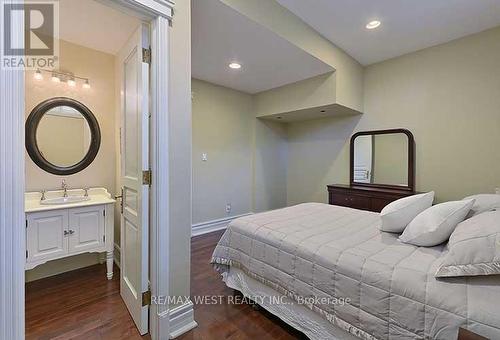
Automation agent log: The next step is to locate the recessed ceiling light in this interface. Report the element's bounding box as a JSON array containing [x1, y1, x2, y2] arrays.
[[366, 20, 381, 30], [229, 62, 241, 69]]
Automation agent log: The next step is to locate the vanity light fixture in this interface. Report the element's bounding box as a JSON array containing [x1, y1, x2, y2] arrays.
[[34, 69, 91, 88], [229, 62, 241, 69], [34, 69, 43, 80], [366, 20, 381, 30]]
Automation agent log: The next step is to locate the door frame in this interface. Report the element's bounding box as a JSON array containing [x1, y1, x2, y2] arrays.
[[0, 0, 174, 339]]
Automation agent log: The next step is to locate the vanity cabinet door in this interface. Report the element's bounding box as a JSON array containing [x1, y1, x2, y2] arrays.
[[68, 206, 105, 254], [27, 210, 69, 263]]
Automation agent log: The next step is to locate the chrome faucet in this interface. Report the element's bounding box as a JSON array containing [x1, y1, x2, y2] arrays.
[[62, 180, 68, 198]]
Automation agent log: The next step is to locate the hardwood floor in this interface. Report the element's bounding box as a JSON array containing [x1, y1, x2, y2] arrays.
[[179, 230, 306, 340], [25, 264, 148, 340], [25, 230, 305, 339]]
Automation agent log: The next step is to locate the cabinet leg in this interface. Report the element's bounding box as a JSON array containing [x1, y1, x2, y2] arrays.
[[106, 250, 114, 280]]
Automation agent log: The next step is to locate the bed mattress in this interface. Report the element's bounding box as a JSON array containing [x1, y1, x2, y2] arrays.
[[211, 203, 500, 340]]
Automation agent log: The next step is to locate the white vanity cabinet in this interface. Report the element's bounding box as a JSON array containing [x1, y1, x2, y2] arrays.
[[68, 206, 105, 254], [25, 188, 115, 280]]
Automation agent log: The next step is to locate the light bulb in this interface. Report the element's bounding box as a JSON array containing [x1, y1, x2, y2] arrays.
[[67, 78, 76, 87], [34, 69, 43, 80], [51, 74, 60, 82], [229, 62, 241, 69], [83, 79, 90, 89], [366, 20, 381, 30]]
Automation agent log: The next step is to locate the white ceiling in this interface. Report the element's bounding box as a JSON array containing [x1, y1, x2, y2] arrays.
[[277, 0, 500, 65], [191, 0, 333, 94], [59, 0, 140, 55]]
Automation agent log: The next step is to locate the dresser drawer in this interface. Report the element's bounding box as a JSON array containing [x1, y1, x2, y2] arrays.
[[328, 184, 416, 213], [370, 198, 395, 212], [330, 193, 371, 211]]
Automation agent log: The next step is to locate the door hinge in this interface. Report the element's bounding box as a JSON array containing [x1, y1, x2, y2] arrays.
[[142, 170, 152, 186], [142, 47, 151, 64], [142, 290, 151, 306], [26, 220, 28, 228], [103, 209, 106, 217], [103, 235, 106, 243], [26, 250, 28, 259]]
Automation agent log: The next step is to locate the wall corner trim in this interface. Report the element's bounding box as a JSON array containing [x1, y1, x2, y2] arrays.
[[191, 213, 253, 237], [161, 300, 198, 339]]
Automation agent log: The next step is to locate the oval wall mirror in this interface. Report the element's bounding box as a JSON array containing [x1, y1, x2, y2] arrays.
[[26, 97, 101, 175]]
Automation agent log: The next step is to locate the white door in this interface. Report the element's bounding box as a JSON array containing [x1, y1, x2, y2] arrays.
[[68, 206, 105, 254], [118, 24, 150, 335], [26, 210, 68, 263], [353, 135, 373, 183]]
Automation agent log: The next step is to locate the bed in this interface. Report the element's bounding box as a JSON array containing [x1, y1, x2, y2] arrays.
[[211, 203, 500, 340]]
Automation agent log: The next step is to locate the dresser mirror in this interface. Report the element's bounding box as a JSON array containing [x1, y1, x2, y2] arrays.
[[350, 128, 415, 191], [26, 97, 101, 175]]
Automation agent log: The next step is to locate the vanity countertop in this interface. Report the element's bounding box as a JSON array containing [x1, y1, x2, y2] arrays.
[[25, 188, 115, 213]]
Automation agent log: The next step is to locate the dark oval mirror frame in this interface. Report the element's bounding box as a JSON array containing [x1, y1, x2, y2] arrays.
[[26, 97, 101, 176], [350, 128, 415, 191]]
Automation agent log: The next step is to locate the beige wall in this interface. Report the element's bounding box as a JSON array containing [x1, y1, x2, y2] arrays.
[[192, 79, 254, 223], [25, 39, 116, 281], [192, 79, 288, 223], [286, 26, 500, 204], [286, 115, 359, 205], [254, 72, 336, 117], [253, 118, 288, 212], [25, 39, 116, 193]]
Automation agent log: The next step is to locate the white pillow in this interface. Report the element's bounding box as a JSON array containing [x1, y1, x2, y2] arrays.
[[399, 199, 475, 247], [463, 194, 500, 218], [436, 210, 500, 277], [379, 191, 435, 232]]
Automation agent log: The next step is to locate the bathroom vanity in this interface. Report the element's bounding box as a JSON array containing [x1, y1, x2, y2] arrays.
[[25, 188, 115, 279]]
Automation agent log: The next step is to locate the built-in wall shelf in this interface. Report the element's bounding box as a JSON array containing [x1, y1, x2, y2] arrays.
[[258, 103, 362, 123]]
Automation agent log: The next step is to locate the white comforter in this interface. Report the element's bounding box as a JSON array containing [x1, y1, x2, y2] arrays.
[[212, 203, 500, 339]]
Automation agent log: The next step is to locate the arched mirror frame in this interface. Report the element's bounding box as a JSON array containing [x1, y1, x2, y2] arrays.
[[350, 128, 415, 191], [25, 97, 101, 175]]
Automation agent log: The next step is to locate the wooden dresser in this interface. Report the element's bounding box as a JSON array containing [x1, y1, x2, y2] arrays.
[[327, 184, 416, 212]]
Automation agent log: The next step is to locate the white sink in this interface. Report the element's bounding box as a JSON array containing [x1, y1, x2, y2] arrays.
[[40, 196, 90, 205]]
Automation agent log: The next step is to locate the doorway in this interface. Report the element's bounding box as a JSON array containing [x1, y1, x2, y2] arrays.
[[0, 0, 174, 339], [24, 1, 151, 336]]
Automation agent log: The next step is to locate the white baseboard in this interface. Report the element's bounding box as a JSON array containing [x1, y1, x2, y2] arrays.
[[113, 243, 121, 269], [191, 213, 253, 237], [167, 300, 198, 339]]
